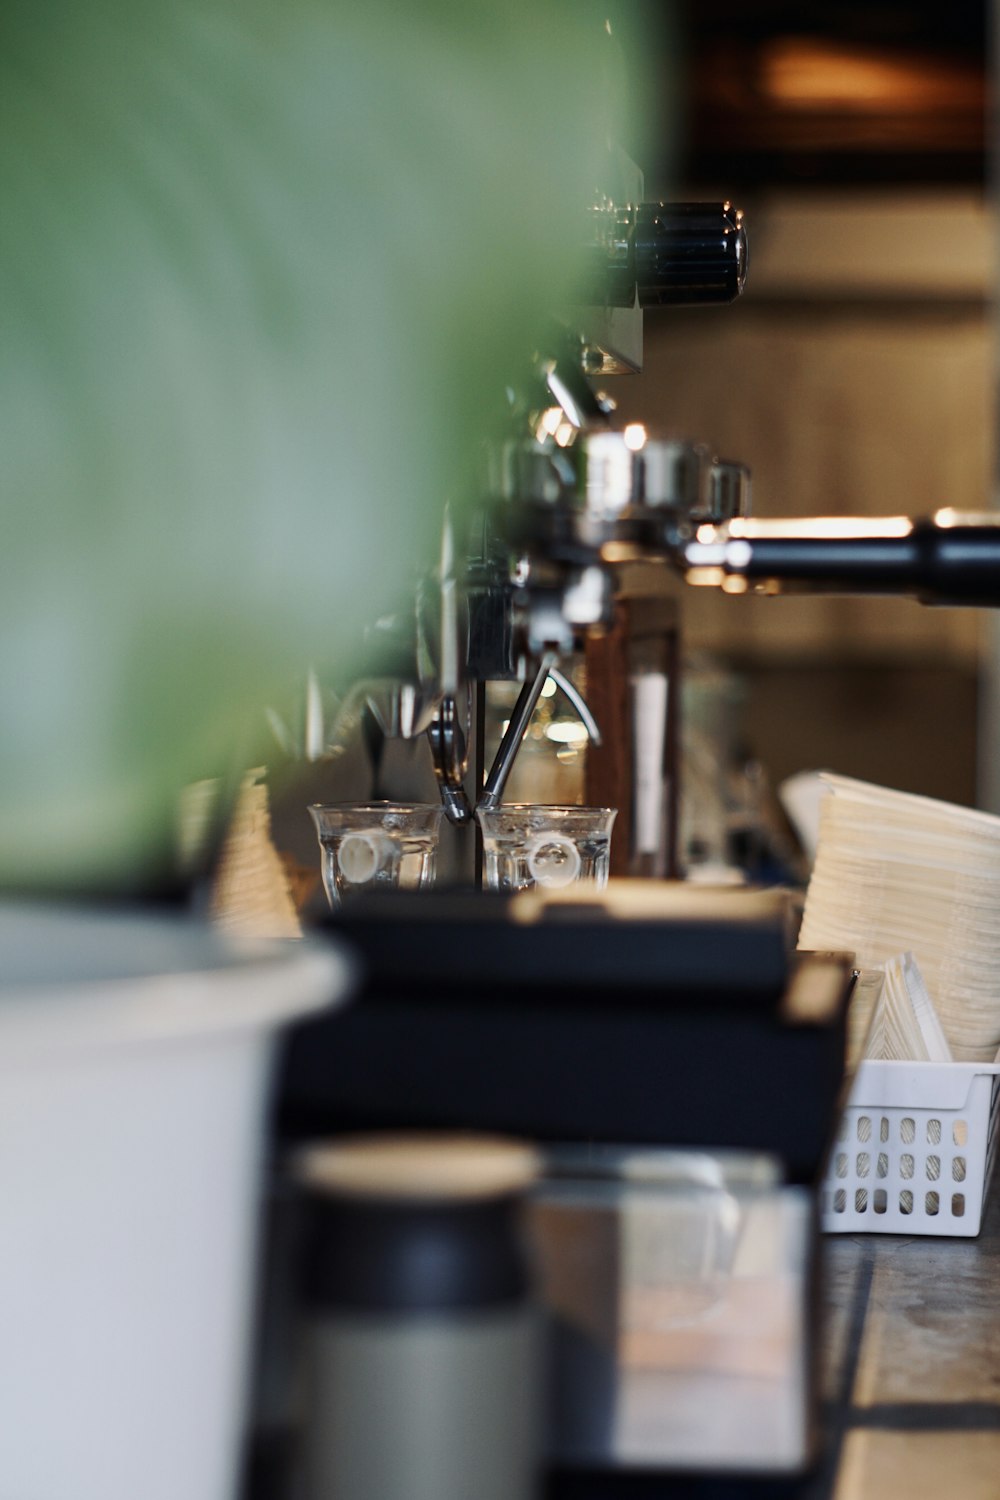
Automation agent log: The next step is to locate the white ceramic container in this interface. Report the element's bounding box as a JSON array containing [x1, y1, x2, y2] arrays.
[[0, 902, 350, 1500]]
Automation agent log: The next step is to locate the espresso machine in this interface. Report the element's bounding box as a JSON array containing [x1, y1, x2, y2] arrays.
[[265, 193, 863, 1487], [269, 197, 751, 885]]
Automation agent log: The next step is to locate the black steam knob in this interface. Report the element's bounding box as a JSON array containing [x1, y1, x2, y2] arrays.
[[633, 201, 747, 307]]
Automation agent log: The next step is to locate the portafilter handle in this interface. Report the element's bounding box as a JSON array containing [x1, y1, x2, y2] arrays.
[[684, 511, 1000, 607]]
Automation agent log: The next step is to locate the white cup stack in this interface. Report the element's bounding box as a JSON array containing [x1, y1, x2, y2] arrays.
[[798, 774, 1000, 1062]]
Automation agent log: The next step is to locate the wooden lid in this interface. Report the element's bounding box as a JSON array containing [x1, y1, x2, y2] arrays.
[[297, 1133, 540, 1201]]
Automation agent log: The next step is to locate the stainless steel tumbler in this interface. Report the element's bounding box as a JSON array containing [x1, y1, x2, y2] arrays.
[[296, 1135, 540, 1500]]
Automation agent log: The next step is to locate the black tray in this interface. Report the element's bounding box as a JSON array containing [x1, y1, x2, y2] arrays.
[[276, 890, 852, 1184]]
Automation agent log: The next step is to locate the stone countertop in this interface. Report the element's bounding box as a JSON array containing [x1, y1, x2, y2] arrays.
[[817, 1181, 1000, 1500]]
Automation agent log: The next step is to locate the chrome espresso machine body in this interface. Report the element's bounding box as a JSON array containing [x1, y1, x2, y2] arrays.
[[310, 199, 751, 879], [266, 197, 751, 884]]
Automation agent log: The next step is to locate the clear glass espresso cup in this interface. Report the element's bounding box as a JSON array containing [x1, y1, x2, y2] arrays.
[[477, 805, 617, 894], [309, 803, 443, 907]]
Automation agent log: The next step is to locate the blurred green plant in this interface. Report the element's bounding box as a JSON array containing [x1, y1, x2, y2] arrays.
[[0, 0, 648, 894]]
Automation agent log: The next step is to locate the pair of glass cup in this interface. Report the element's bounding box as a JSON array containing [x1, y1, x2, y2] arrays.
[[309, 802, 616, 907]]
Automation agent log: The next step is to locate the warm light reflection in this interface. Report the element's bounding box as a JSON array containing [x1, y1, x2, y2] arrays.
[[685, 567, 727, 588], [721, 575, 749, 595], [599, 540, 647, 564], [623, 422, 647, 452], [554, 421, 577, 448], [761, 38, 977, 115], [535, 406, 564, 443], [540, 678, 557, 698], [933, 508, 1000, 529], [546, 721, 589, 744], [727, 516, 913, 540]]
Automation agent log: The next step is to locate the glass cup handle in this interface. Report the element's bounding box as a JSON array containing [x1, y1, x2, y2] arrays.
[[526, 833, 582, 889]]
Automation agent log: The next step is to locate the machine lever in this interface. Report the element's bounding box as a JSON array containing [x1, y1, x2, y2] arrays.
[[478, 652, 559, 814]]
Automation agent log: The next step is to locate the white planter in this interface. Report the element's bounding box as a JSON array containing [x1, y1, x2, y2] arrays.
[[0, 903, 351, 1500]]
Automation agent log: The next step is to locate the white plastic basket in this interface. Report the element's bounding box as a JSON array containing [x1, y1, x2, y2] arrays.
[[821, 1059, 1000, 1237]]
